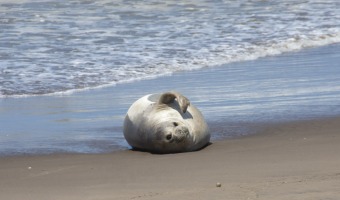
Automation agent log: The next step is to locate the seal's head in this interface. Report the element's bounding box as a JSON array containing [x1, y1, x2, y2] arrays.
[[146, 117, 194, 153]]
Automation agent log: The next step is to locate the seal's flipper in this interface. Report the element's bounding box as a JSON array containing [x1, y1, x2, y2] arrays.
[[159, 91, 190, 113]]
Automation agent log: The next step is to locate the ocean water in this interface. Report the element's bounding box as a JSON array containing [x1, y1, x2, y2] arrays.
[[1, 0, 340, 156], [1, 0, 339, 97]]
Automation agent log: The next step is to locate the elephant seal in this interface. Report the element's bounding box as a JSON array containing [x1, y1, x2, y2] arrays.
[[123, 91, 210, 153]]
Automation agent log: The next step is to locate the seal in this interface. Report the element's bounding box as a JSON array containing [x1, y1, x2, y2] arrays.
[[123, 91, 210, 153]]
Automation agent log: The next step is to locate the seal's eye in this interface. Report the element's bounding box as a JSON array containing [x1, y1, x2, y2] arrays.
[[166, 134, 172, 140], [173, 122, 178, 127]]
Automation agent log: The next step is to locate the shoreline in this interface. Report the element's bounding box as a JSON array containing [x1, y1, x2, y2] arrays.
[[1, 114, 338, 158], [1, 116, 340, 199], [1, 43, 340, 155], [0, 114, 338, 158]]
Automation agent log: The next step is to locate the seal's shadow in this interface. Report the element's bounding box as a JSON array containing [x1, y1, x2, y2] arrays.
[[130, 142, 212, 155], [169, 100, 193, 119]]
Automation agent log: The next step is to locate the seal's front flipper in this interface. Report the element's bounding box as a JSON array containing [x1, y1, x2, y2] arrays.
[[159, 91, 190, 113]]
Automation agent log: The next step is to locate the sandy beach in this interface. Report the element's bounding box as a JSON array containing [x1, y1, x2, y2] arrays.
[[1, 116, 339, 200]]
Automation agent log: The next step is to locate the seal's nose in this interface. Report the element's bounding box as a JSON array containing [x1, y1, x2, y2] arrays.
[[174, 126, 189, 142]]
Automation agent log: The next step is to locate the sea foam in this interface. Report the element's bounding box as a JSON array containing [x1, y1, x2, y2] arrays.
[[0, 0, 339, 97]]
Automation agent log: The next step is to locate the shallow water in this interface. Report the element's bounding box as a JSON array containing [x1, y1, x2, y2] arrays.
[[1, 0, 340, 96], [1, 44, 340, 156]]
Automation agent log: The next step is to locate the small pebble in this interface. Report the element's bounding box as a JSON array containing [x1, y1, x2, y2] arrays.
[[28, 166, 32, 170], [216, 182, 222, 187]]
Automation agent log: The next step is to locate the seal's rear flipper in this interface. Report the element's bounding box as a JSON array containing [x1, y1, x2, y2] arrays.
[[159, 91, 190, 113]]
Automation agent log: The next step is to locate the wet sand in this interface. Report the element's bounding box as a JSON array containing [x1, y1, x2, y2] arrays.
[[1, 117, 340, 200]]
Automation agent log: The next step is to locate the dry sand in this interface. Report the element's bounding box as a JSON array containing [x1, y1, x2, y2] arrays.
[[1, 117, 340, 200]]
